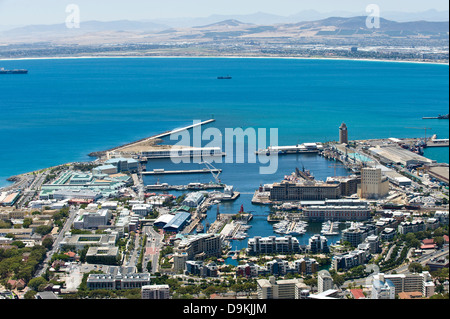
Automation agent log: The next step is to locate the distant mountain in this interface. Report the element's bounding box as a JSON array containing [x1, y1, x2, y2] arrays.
[[1, 15, 448, 44], [144, 10, 449, 28], [194, 19, 252, 28], [3, 20, 169, 36]]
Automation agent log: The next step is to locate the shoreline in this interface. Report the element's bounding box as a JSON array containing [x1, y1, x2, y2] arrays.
[[1, 55, 449, 66]]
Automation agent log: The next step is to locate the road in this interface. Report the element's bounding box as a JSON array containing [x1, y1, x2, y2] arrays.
[[142, 225, 163, 273], [35, 206, 79, 277]]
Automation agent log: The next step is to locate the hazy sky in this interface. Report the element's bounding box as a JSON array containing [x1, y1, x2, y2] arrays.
[[0, 0, 448, 25]]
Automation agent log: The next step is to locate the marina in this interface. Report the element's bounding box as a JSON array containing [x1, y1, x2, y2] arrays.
[[321, 220, 340, 236]]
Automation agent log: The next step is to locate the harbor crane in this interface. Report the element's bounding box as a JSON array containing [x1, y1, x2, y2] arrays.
[[200, 161, 222, 184], [328, 163, 345, 177], [405, 127, 432, 144]]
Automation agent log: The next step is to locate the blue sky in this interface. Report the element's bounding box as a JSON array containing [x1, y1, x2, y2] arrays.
[[0, 0, 448, 25]]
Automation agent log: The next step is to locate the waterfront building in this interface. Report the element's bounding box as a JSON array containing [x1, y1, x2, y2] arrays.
[[269, 181, 341, 201], [175, 233, 222, 260], [163, 211, 191, 233], [140, 146, 222, 159], [302, 204, 370, 221], [339, 122, 348, 144], [93, 164, 118, 175], [247, 236, 301, 255], [359, 167, 389, 199], [307, 234, 329, 253], [372, 272, 435, 298], [257, 276, 302, 299], [87, 272, 151, 290], [182, 192, 204, 207], [105, 157, 139, 173], [369, 145, 434, 167], [141, 285, 170, 299], [318, 270, 334, 293]]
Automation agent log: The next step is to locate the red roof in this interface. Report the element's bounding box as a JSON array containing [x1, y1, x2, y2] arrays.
[[420, 244, 436, 249], [444, 235, 449, 243], [350, 289, 365, 299], [422, 239, 435, 245]]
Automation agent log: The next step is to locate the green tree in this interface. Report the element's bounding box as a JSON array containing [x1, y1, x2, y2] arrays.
[[28, 277, 48, 292]]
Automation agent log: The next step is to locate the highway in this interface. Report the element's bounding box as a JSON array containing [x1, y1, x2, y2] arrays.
[[142, 224, 163, 273]]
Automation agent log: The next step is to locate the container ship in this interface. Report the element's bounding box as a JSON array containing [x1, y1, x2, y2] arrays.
[[0, 68, 28, 74]]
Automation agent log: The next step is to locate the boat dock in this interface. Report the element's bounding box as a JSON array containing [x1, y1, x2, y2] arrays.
[[142, 168, 222, 175]]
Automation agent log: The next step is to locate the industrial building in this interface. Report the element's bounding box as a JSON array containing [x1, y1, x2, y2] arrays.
[[182, 192, 204, 207], [162, 211, 191, 233], [369, 145, 435, 166], [359, 167, 389, 199]]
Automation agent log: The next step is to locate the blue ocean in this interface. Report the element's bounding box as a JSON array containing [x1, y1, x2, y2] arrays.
[[0, 57, 448, 249]]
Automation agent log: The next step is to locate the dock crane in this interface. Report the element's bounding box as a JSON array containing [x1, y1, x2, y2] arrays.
[[405, 127, 432, 144], [328, 162, 345, 177], [200, 161, 222, 184]]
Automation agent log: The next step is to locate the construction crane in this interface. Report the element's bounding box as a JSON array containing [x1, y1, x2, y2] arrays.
[[405, 127, 432, 144], [328, 162, 345, 177], [200, 161, 221, 184]]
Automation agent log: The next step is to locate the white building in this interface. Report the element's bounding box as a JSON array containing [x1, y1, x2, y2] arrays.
[[73, 209, 111, 229], [318, 270, 334, 293], [372, 272, 435, 298], [141, 285, 170, 299], [182, 192, 204, 207], [371, 275, 396, 299], [131, 204, 153, 217]]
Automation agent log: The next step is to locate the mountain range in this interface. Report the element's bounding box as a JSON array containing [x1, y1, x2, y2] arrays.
[[1, 14, 448, 45]]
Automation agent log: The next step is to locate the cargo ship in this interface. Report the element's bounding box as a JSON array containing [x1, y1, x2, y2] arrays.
[[423, 114, 449, 119], [217, 75, 232, 79], [0, 68, 28, 74]]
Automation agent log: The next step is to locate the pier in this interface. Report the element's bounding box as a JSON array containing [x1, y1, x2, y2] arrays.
[[89, 119, 216, 158], [142, 168, 222, 175]]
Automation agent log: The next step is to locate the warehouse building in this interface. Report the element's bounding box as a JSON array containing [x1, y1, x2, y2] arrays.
[[163, 211, 191, 233]]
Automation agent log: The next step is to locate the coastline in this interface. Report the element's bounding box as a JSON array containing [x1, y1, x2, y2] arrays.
[[1, 55, 449, 66]]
